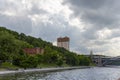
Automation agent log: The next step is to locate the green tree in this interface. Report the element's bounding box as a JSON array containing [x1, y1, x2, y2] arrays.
[[78, 55, 90, 66], [65, 53, 79, 66], [19, 56, 38, 68]]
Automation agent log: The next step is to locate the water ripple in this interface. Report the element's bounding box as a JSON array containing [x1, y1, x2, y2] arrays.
[[0, 67, 120, 80]]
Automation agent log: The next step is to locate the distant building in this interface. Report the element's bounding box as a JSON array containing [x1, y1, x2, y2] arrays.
[[23, 48, 44, 55], [57, 36, 70, 50], [90, 50, 93, 60]]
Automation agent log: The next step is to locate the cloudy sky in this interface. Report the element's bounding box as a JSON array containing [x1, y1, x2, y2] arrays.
[[0, 0, 120, 56]]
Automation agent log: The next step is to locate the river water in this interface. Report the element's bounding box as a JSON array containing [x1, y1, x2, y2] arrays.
[[0, 67, 120, 80]]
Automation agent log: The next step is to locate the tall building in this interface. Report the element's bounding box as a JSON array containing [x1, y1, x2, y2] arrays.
[[90, 50, 93, 60], [57, 36, 70, 50]]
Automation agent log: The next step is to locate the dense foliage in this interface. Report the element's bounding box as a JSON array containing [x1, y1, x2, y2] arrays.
[[0, 27, 92, 68]]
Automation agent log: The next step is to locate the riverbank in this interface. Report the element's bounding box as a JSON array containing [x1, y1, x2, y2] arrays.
[[0, 66, 90, 75]]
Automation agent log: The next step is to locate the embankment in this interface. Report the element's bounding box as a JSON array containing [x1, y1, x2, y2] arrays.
[[0, 66, 90, 75]]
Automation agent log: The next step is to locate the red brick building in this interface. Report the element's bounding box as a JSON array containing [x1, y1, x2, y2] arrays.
[[23, 48, 44, 55]]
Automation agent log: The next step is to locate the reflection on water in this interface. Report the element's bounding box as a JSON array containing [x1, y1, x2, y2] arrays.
[[0, 67, 120, 80]]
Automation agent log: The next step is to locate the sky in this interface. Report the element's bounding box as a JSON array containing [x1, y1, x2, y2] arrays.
[[0, 0, 120, 56]]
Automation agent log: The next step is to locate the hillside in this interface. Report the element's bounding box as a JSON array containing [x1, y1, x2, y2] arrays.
[[0, 26, 91, 69]]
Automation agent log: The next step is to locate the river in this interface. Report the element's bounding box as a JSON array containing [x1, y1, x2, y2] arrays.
[[0, 67, 120, 80]]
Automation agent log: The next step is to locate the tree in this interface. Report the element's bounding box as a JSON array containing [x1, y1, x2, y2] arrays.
[[78, 55, 90, 66], [0, 26, 91, 68], [65, 53, 79, 66], [19, 56, 38, 68]]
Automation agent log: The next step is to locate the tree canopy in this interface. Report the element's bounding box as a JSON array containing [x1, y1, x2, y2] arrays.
[[0, 27, 92, 68]]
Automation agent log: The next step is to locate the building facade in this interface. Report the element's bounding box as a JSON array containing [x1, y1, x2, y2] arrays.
[[57, 36, 70, 50], [23, 47, 44, 55]]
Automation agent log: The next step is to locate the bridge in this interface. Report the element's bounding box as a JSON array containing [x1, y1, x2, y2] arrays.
[[91, 55, 120, 66]]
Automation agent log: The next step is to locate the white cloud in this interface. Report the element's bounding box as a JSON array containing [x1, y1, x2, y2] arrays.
[[0, 10, 16, 16], [69, 18, 85, 31], [96, 28, 112, 39]]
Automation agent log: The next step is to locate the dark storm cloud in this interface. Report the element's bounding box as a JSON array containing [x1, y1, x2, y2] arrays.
[[64, 0, 120, 27], [82, 12, 119, 28], [63, 0, 107, 9], [63, 0, 120, 38], [63, 0, 120, 55]]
